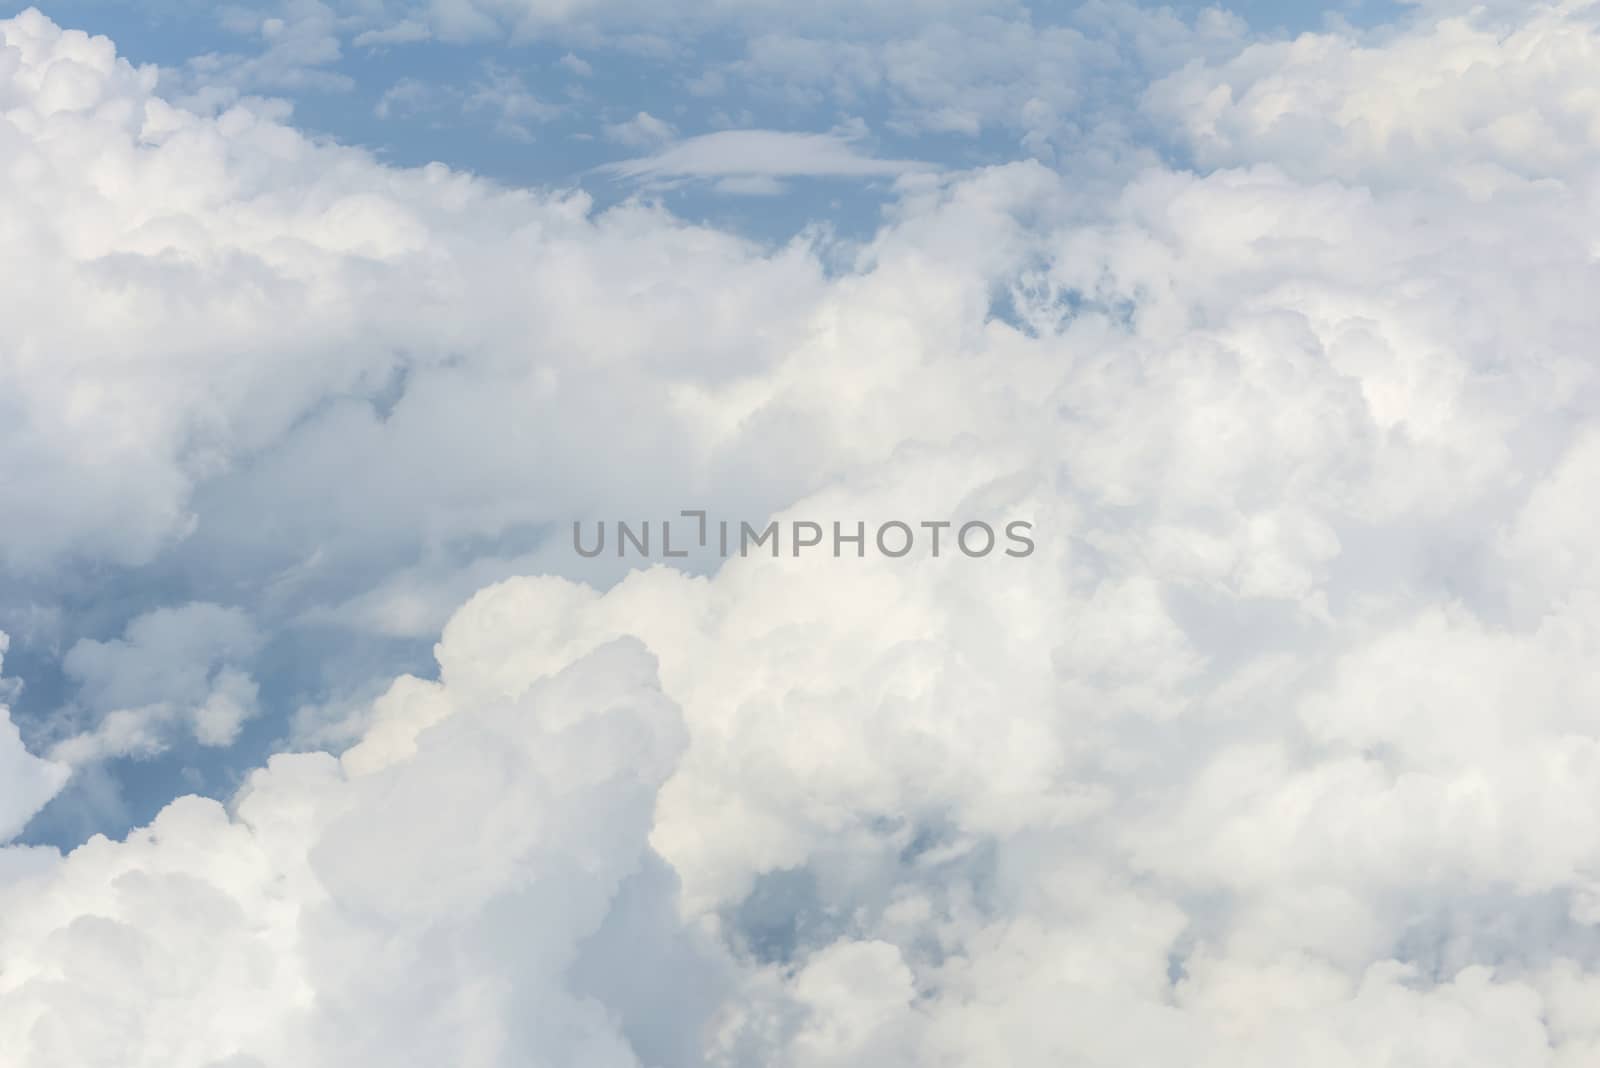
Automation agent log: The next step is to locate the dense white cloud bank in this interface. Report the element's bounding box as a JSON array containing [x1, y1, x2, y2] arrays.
[[0, 4, 822, 577], [1146, 0, 1600, 188], [0, 637, 712, 1067], [6, 2, 1600, 1066]]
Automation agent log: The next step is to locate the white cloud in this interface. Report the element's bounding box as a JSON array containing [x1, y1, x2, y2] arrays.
[[718, 7, 1246, 149], [353, 18, 433, 48], [179, 0, 353, 98], [330, 0, 1250, 163], [0, 638, 718, 1067], [5, 3, 1600, 1066], [48, 604, 263, 764], [1145, 3, 1600, 190], [374, 75, 437, 118], [465, 62, 561, 139], [713, 174, 788, 195], [376, 64, 560, 134], [0, 6, 837, 588], [605, 128, 931, 183], [602, 109, 676, 147]]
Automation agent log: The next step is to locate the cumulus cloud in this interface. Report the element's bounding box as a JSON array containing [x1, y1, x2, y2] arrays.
[[0, 5, 840, 597], [0, 638, 720, 1067], [48, 604, 263, 763], [5, 2, 1600, 1066], [1145, 2, 1600, 190]]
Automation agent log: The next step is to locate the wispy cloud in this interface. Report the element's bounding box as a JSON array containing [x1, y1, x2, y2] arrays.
[[605, 127, 933, 185], [603, 110, 677, 148]]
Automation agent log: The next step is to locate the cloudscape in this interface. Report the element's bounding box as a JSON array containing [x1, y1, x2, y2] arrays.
[[4, 0, 1600, 1064]]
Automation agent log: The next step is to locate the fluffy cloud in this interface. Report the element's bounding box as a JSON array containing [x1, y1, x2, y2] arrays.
[[47, 603, 263, 763], [1146, 2, 1600, 189], [0, 639, 718, 1067], [0, 6, 839, 590], [5, 2, 1600, 1066]]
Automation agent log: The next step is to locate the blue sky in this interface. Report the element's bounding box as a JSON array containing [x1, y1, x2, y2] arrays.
[[33, 0, 1404, 238]]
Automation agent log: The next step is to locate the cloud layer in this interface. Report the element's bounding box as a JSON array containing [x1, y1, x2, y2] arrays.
[[5, 2, 1600, 1065]]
